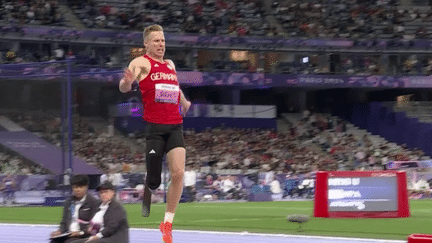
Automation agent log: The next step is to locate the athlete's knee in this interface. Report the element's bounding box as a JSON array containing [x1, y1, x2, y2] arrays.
[[148, 181, 160, 190], [171, 169, 184, 183], [146, 173, 161, 190], [146, 154, 164, 190], [166, 147, 185, 184]]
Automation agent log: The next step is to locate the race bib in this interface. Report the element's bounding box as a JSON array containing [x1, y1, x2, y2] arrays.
[[155, 83, 179, 104]]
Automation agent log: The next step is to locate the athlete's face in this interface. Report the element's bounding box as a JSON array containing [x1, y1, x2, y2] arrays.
[[145, 31, 165, 58]]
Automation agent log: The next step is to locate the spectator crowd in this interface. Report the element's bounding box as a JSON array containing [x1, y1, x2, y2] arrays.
[[69, 0, 270, 36], [3, 110, 145, 174], [66, 0, 432, 40], [2, 0, 432, 40], [0, 151, 48, 175], [272, 0, 431, 39], [185, 113, 426, 176], [1, 109, 427, 177], [2, 108, 431, 201], [3, 0, 432, 75], [0, 0, 65, 26]]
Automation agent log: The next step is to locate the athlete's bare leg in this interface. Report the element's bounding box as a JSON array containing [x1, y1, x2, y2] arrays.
[[165, 147, 185, 213]]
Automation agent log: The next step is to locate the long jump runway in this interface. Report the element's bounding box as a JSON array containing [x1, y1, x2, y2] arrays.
[[0, 223, 405, 243]]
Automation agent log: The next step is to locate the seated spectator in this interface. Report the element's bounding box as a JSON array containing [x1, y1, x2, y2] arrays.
[[183, 165, 197, 202], [413, 175, 431, 198], [71, 181, 129, 243], [209, 175, 223, 200], [268, 175, 283, 201], [221, 175, 235, 199], [50, 175, 100, 243]]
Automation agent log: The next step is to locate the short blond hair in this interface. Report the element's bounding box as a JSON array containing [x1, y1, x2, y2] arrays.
[[143, 24, 163, 41]]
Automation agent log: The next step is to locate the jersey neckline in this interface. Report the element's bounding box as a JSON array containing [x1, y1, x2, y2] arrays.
[[144, 54, 166, 64]]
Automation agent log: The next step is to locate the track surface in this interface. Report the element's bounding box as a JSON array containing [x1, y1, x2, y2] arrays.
[[0, 223, 405, 243]]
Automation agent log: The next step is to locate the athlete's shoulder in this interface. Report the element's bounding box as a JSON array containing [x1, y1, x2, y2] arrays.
[[164, 59, 176, 70], [129, 56, 151, 81], [130, 56, 151, 67]]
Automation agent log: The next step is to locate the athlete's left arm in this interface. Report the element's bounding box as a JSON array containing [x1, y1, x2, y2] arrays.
[[180, 90, 191, 108], [179, 87, 191, 116], [166, 59, 192, 114]]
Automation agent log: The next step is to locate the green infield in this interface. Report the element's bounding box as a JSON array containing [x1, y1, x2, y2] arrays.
[[1, 200, 431, 240]]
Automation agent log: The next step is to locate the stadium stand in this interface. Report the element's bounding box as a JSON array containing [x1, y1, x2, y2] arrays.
[[0, 0, 66, 26], [68, 0, 269, 35], [1, 0, 432, 206], [1, 107, 425, 178], [0, 152, 49, 175], [270, 0, 432, 39]]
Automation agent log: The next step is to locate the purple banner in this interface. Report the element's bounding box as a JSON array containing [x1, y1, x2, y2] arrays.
[[0, 61, 123, 82], [266, 74, 407, 88], [2, 60, 432, 88], [0, 131, 102, 175], [401, 76, 432, 88]]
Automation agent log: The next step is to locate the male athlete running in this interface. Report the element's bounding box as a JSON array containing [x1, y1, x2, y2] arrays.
[[119, 24, 191, 243]]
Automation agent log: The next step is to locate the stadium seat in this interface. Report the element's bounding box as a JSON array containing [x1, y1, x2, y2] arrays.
[[408, 234, 432, 243]]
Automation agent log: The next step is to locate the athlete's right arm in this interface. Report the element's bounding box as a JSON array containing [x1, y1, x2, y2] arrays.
[[119, 57, 150, 93]]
